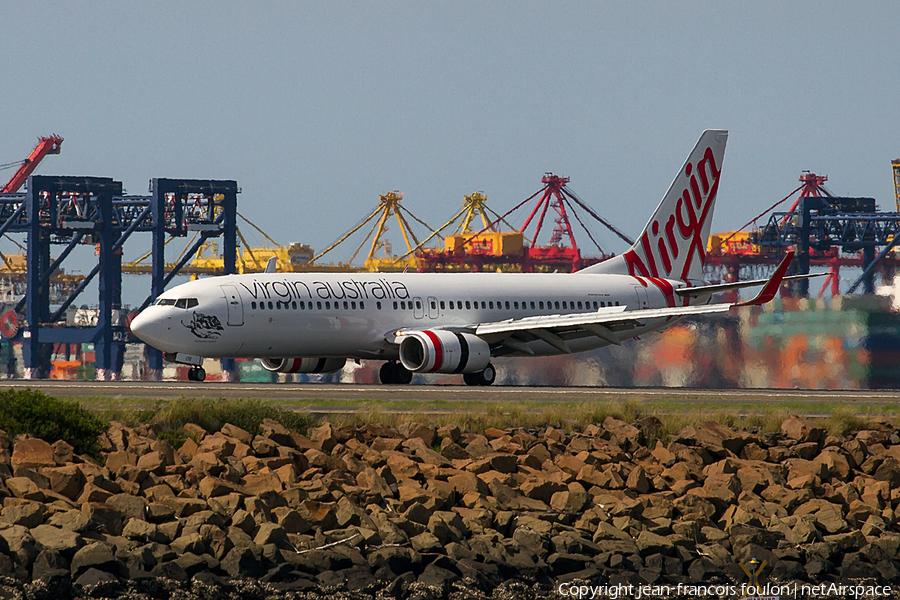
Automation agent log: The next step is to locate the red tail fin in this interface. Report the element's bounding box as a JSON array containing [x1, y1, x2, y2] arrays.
[[737, 250, 794, 307]]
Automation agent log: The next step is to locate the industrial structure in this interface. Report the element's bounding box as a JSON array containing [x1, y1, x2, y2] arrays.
[[0, 168, 239, 380], [0, 136, 63, 194], [310, 191, 432, 272], [707, 171, 900, 298], [417, 174, 632, 273]]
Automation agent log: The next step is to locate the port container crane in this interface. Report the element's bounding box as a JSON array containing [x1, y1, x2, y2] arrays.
[[1, 136, 63, 193]]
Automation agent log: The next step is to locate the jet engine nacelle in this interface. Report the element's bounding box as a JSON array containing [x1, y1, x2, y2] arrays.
[[260, 357, 346, 374], [399, 330, 490, 374]]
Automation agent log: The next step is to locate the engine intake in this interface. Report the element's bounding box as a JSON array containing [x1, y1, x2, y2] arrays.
[[260, 357, 346, 374], [399, 330, 490, 374]]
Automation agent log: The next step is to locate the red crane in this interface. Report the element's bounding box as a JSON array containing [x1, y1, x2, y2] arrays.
[[518, 173, 632, 272], [1, 135, 64, 193]]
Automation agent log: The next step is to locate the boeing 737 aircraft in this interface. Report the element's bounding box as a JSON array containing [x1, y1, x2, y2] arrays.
[[131, 130, 799, 385]]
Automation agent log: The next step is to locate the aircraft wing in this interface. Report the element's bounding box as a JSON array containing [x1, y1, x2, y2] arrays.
[[471, 250, 795, 355], [471, 303, 731, 353]]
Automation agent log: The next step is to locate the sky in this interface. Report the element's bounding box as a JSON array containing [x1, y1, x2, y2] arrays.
[[2, 2, 899, 302]]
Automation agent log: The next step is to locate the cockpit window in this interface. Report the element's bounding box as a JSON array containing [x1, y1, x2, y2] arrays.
[[157, 298, 198, 308]]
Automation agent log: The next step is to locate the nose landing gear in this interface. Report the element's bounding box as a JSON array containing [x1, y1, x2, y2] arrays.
[[187, 367, 206, 382]]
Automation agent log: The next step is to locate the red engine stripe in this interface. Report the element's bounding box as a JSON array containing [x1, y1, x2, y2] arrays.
[[423, 330, 444, 372]]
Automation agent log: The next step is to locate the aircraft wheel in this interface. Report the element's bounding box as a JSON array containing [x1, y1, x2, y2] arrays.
[[379, 362, 396, 384], [395, 364, 413, 384], [475, 363, 496, 386], [188, 367, 206, 382], [463, 373, 479, 386]]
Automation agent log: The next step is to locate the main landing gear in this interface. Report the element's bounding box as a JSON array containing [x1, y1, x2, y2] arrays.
[[378, 361, 497, 386], [463, 363, 496, 386], [379, 362, 412, 385], [187, 367, 206, 382]]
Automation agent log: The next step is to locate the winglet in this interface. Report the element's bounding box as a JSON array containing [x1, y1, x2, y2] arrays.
[[736, 250, 794, 307], [265, 257, 278, 273]]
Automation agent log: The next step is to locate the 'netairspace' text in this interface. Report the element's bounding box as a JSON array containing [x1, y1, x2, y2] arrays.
[[556, 582, 894, 599]]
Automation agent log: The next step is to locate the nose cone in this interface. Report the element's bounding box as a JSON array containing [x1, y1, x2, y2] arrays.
[[130, 309, 168, 349]]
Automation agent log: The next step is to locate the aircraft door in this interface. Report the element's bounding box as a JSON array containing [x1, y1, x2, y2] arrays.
[[633, 286, 650, 310], [221, 285, 244, 326], [427, 296, 439, 319], [412, 297, 425, 319]]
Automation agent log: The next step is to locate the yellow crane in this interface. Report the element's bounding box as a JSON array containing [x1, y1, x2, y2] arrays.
[[310, 191, 434, 272], [390, 192, 522, 265], [893, 158, 900, 212], [123, 212, 320, 275]]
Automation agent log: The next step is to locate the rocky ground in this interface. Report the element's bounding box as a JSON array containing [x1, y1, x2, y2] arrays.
[[0, 413, 899, 599]]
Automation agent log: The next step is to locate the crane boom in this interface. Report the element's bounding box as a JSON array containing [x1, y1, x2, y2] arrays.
[[1, 135, 63, 193]]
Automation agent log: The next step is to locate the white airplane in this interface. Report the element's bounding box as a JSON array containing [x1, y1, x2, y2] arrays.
[[131, 130, 800, 385]]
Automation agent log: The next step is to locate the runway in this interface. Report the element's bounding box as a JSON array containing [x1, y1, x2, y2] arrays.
[[2, 380, 898, 413]]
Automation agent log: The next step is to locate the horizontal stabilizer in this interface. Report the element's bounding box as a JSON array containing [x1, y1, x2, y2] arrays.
[[676, 273, 825, 298]]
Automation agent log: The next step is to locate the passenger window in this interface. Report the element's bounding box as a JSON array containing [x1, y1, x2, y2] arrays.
[[489, 301, 494, 309], [416, 301, 422, 309], [513, 301, 518, 309], [316, 301, 322, 309], [300, 301, 305, 309], [251, 301, 257, 309], [323, 301, 329, 309], [449, 301, 454, 309], [440, 301, 445, 309], [267, 301, 273, 309], [555, 301, 560, 309], [431, 301, 436, 310], [539, 301, 544, 309], [393, 301, 398, 309], [343, 301, 349, 309], [360, 301, 365, 309], [530, 301, 536, 309], [351, 301, 357, 309], [562, 301, 567, 309], [505, 301, 510, 309], [578, 301, 583, 309], [615, 301, 620, 306], [480, 301, 486, 309], [465, 301, 471, 309], [275, 301, 281, 309], [377, 301, 382, 309]]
